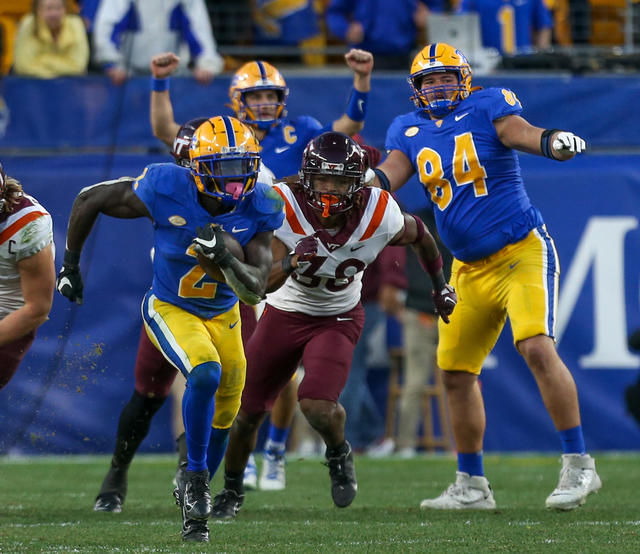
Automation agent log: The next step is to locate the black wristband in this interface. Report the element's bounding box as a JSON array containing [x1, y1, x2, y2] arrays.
[[63, 249, 81, 268], [373, 168, 391, 192], [541, 128, 562, 160], [281, 254, 295, 275]]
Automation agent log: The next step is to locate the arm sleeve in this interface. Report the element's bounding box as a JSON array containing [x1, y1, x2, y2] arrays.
[[486, 88, 523, 120], [13, 17, 42, 77], [14, 215, 54, 262], [177, 0, 224, 75], [326, 0, 353, 40], [92, 0, 131, 68], [132, 165, 159, 218], [63, 17, 90, 74]]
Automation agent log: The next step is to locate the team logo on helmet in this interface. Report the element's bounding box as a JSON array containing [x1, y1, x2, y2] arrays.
[[299, 132, 366, 218], [172, 117, 208, 167], [228, 61, 289, 130], [189, 116, 260, 205], [408, 43, 473, 117]]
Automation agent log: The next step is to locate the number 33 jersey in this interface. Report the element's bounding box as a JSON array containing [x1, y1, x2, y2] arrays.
[[268, 184, 404, 316], [386, 87, 544, 263]]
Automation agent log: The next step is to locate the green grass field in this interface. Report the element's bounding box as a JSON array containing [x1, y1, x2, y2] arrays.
[[1, 453, 638, 553]]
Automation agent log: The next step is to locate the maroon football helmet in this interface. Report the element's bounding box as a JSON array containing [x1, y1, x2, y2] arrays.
[[171, 117, 208, 167], [299, 132, 366, 216]]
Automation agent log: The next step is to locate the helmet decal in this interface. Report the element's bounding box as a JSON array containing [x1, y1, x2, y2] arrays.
[[408, 43, 473, 117], [299, 132, 367, 217], [189, 116, 260, 205], [229, 61, 289, 130]]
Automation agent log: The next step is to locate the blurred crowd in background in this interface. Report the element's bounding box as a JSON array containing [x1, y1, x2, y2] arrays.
[[1, 0, 640, 81]]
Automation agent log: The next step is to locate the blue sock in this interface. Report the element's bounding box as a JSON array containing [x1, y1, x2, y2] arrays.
[[458, 452, 484, 476], [559, 425, 586, 455], [206, 427, 230, 479], [265, 425, 289, 454], [183, 362, 221, 472]]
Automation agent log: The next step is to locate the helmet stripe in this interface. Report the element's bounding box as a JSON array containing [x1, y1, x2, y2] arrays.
[[256, 61, 267, 81], [222, 116, 236, 148], [429, 43, 437, 59]]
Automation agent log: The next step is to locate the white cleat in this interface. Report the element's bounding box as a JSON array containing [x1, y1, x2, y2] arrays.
[[243, 453, 258, 491], [545, 453, 602, 511], [259, 451, 286, 491], [420, 471, 496, 510]]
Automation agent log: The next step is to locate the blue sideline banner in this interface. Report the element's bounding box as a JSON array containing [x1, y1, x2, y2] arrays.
[[2, 75, 640, 150]]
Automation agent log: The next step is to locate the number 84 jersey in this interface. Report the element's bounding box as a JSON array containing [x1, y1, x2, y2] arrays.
[[268, 183, 404, 316], [386, 87, 543, 263]]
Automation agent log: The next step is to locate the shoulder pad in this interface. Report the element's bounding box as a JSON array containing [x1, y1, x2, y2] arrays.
[[251, 180, 285, 215]]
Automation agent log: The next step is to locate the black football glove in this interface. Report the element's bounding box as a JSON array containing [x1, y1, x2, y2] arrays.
[[57, 264, 84, 305], [192, 224, 232, 267], [432, 283, 457, 324]]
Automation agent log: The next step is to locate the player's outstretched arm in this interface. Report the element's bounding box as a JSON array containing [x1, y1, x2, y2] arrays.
[[266, 235, 318, 293], [57, 178, 151, 304], [194, 225, 275, 305], [390, 213, 457, 323], [367, 149, 415, 192], [495, 115, 586, 161], [150, 52, 182, 146], [332, 49, 374, 136]]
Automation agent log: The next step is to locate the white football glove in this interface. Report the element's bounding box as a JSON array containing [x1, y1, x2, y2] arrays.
[[552, 132, 586, 154]]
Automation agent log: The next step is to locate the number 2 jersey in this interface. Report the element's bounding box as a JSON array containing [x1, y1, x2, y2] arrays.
[[0, 194, 53, 319], [386, 87, 544, 263], [133, 163, 285, 319], [268, 184, 404, 316]]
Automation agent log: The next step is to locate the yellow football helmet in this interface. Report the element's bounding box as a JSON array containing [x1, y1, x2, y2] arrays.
[[228, 60, 289, 130], [189, 116, 260, 204], [408, 43, 472, 117]]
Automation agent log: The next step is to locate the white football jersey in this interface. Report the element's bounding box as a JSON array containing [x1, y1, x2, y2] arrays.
[[268, 184, 404, 316], [0, 194, 53, 318]]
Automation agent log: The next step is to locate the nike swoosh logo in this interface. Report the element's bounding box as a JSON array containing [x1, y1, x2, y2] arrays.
[[275, 146, 290, 154], [350, 244, 365, 251], [229, 320, 239, 329], [336, 317, 353, 321], [509, 261, 520, 270], [455, 113, 469, 121], [195, 236, 217, 248], [57, 277, 72, 291], [232, 226, 248, 233], [357, 99, 364, 113]]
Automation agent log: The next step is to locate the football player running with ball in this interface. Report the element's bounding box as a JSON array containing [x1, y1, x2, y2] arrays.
[[57, 116, 284, 542], [370, 42, 600, 511], [210, 132, 456, 518], [149, 47, 374, 492]]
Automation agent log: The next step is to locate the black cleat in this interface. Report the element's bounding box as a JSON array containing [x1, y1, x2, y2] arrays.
[[172, 462, 188, 508], [94, 464, 128, 512], [94, 492, 123, 513], [325, 441, 357, 508], [183, 470, 211, 521], [181, 517, 209, 542], [211, 488, 244, 519]]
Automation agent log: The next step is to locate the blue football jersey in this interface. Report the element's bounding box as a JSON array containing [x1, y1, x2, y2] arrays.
[[260, 115, 326, 178], [386, 88, 543, 262], [133, 163, 284, 318], [458, 0, 552, 54]]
